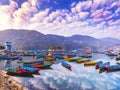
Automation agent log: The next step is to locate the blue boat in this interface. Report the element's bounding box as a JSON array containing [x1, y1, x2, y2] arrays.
[[106, 65, 120, 72], [22, 60, 44, 65], [98, 62, 110, 73], [23, 61, 43, 67], [61, 61, 72, 70], [66, 54, 77, 57], [107, 53, 117, 57], [95, 61, 103, 69], [19, 66, 40, 74], [35, 55, 46, 59], [99, 62, 110, 68], [0, 55, 19, 60]]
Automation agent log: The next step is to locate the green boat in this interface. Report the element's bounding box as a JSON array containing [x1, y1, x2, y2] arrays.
[[40, 64, 52, 69], [6, 68, 33, 77]]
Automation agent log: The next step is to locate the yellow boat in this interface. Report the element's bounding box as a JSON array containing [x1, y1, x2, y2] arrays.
[[64, 56, 71, 60], [84, 60, 101, 66], [64, 56, 81, 61], [76, 58, 90, 63]]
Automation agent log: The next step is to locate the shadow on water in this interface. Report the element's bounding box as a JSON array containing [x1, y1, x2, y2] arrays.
[[99, 68, 106, 74], [6, 73, 34, 78], [41, 67, 53, 70]]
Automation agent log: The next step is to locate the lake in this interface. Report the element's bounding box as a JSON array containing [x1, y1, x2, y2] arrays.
[[0, 53, 120, 90]]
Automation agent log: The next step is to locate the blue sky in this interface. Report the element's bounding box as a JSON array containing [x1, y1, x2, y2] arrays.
[[0, 0, 120, 39]]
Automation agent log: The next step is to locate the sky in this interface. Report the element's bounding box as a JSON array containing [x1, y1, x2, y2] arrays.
[[0, 0, 120, 39]]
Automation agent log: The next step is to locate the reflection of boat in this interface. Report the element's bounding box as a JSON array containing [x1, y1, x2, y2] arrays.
[[84, 60, 102, 66], [99, 68, 106, 73], [62, 61, 71, 70], [6, 68, 33, 77], [106, 65, 120, 72]]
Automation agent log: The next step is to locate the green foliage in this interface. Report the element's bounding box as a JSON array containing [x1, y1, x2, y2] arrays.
[[0, 45, 5, 49], [49, 46, 63, 50]]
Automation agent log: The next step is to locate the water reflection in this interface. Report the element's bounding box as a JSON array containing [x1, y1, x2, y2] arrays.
[[0, 54, 120, 90]]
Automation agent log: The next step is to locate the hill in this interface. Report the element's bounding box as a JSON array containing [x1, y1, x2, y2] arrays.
[[0, 29, 118, 51]]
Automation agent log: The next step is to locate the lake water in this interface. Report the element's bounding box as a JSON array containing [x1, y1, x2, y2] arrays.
[[0, 53, 120, 90]]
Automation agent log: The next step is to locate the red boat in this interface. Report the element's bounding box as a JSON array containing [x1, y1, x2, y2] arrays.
[[7, 68, 33, 77]]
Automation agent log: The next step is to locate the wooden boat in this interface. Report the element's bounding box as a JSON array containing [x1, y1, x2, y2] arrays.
[[6, 68, 33, 77], [81, 55, 92, 58], [23, 63, 43, 68], [40, 64, 52, 69], [106, 65, 120, 72], [0, 55, 19, 60], [95, 61, 103, 69], [22, 60, 44, 65], [35, 55, 46, 59], [84, 60, 102, 66], [76, 58, 90, 63], [107, 53, 117, 57], [53, 53, 64, 59], [23, 62, 52, 69], [61, 61, 71, 70], [65, 57, 82, 62], [43, 57, 56, 61], [18, 66, 40, 74], [66, 54, 76, 57], [99, 62, 110, 69]]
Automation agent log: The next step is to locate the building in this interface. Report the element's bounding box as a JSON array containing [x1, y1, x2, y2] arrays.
[[5, 42, 12, 52], [48, 46, 65, 54]]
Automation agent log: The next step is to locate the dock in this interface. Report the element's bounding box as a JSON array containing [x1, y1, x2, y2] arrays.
[[0, 70, 28, 90]]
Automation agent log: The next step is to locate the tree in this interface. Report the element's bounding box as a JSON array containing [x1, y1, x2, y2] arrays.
[[0, 45, 5, 49]]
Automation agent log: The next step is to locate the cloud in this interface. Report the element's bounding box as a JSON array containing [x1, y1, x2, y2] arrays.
[[79, 12, 89, 19], [109, 19, 120, 26], [30, 8, 50, 23], [115, 8, 120, 14], [111, 1, 118, 8], [0, 0, 120, 39]]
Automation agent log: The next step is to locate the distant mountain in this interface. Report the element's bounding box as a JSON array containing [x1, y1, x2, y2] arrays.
[[100, 37, 120, 45], [0, 29, 118, 51]]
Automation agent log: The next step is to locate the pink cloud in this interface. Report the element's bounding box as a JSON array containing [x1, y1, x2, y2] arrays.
[[115, 8, 120, 14], [79, 12, 89, 19], [30, 8, 49, 23], [109, 20, 120, 26], [102, 11, 111, 17], [111, 2, 118, 8], [91, 9, 104, 18]]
